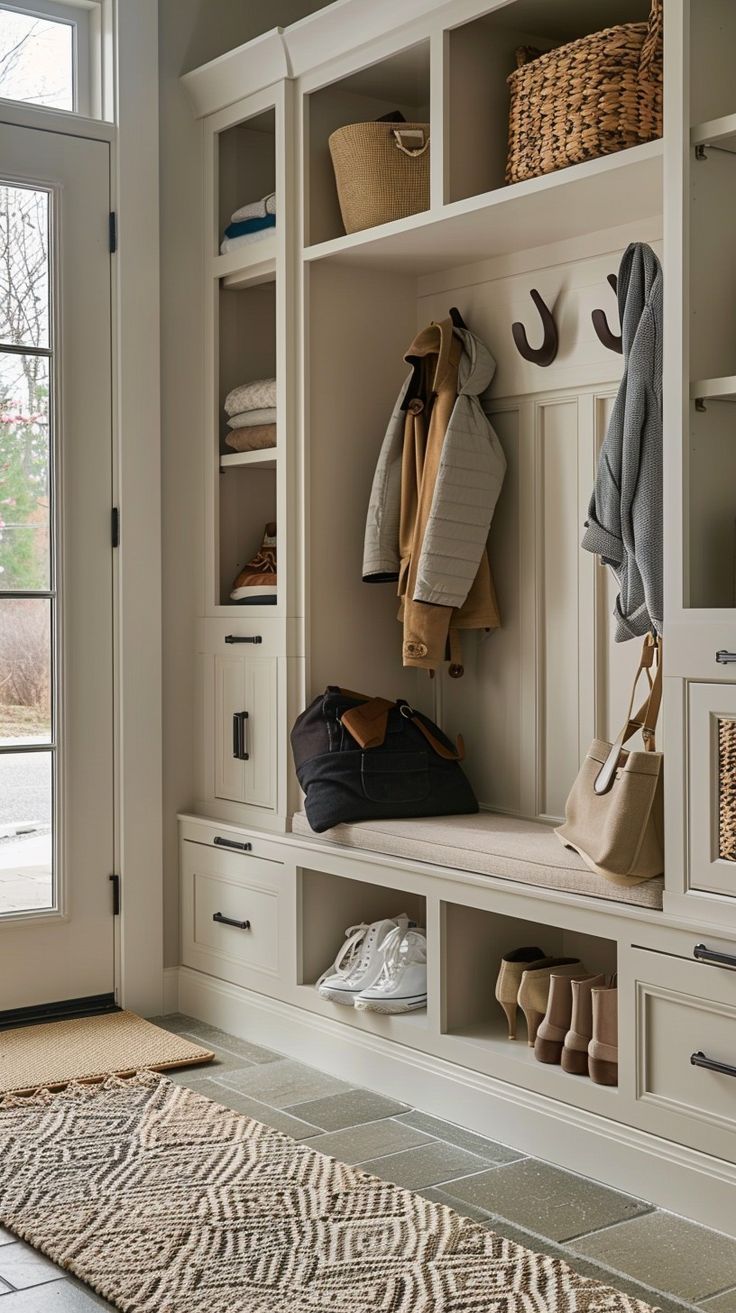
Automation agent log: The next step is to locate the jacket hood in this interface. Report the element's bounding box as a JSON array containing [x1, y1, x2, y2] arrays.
[[454, 325, 496, 396], [404, 319, 497, 398]]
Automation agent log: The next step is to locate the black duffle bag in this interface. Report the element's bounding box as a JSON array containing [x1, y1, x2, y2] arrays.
[[291, 687, 478, 833]]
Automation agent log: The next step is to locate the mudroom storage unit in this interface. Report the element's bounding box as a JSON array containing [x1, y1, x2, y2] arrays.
[[180, 0, 736, 1235]]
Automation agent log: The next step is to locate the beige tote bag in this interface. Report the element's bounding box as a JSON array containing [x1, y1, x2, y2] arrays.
[[556, 635, 663, 885]]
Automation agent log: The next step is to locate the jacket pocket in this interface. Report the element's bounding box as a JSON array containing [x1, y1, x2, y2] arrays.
[[360, 750, 430, 803]]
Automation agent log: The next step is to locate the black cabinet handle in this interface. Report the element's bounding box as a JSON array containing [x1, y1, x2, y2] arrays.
[[716, 650, 736, 665], [693, 943, 736, 971], [225, 634, 262, 644], [213, 836, 252, 853], [232, 711, 249, 761], [213, 911, 251, 931], [691, 1051, 736, 1078]]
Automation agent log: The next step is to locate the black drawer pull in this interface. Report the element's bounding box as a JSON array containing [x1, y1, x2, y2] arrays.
[[213, 911, 251, 931], [691, 1051, 736, 1078], [225, 634, 262, 644], [213, 836, 252, 853], [232, 710, 249, 761], [693, 943, 736, 970], [716, 650, 736, 665]]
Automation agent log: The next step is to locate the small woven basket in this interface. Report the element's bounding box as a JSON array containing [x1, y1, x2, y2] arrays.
[[328, 121, 430, 235], [506, 0, 663, 185], [718, 719, 736, 863]]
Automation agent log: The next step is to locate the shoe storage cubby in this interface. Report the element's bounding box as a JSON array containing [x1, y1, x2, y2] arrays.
[[298, 868, 426, 987], [440, 901, 617, 1084], [304, 42, 431, 247]]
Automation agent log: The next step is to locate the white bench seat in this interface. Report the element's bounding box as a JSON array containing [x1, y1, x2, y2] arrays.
[[291, 810, 664, 910]]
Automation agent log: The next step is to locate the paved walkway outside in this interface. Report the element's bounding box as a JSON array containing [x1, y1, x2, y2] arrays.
[[1, 1013, 735, 1311]]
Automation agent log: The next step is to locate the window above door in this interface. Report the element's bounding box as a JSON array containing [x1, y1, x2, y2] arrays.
[[0, 0, 108, 120]]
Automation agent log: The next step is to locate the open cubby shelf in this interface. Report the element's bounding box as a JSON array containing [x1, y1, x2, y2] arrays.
[[303, 140, 663, 273]]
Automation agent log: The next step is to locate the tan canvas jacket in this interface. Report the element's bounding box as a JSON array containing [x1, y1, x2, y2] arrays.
[[363, 318, 506, 674]]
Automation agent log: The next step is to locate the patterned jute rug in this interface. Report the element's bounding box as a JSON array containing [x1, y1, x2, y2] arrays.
[[0, 1072, 655, 1313]]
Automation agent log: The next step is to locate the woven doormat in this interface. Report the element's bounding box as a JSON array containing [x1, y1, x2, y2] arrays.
[[0, 1011, 213, 1095], [0, 1072, 655, 1313]]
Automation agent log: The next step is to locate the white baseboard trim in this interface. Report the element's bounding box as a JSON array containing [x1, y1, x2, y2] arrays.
[[162, 966, 180, 1015], [176, 966, 736, 1238]]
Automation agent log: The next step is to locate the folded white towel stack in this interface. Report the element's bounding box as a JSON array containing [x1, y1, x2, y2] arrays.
[[231, 192, 277, 222], [228, 407, 277, 430]]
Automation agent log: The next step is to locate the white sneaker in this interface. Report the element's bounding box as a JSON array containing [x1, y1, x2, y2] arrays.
[[317, 915, 410, 1006], [354, 925, 428, 1014]]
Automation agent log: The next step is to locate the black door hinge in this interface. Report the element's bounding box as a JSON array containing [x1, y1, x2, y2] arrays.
[[109, 211, 117, 253], [109, 873, 121, 916], [111, 506, 120, 548]]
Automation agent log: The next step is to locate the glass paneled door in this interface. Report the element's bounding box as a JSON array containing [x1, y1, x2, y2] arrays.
[[0, 120, 115, 1012]]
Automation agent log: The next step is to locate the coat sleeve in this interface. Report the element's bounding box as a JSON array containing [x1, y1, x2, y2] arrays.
[[412, 396, 506, 609], [362, 374, 411, 582]]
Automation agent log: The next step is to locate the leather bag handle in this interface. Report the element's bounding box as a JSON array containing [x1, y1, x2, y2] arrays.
[[340, 697, 465, 761], [594, 635, 662, 796]]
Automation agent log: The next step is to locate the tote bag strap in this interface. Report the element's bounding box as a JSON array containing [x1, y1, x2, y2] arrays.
[[594, 635, 662, 796]]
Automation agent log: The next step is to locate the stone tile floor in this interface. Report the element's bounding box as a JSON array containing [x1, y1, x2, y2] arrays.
[[1, 1013, 736, 1311]]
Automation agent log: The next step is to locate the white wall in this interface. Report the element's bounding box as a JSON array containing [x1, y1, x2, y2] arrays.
[[158, 0, 329, 967]]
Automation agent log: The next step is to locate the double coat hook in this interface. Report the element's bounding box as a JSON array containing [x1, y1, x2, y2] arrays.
[[511, 289, 558, 367], [592, 274, 623, 354]]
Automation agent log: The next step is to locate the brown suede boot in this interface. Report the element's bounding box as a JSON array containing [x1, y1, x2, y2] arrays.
[[495, 946, 546, 1040], [589, 985, 618, 1085], [561, 974, 605, 1074], [518, 958, 588, 1047]]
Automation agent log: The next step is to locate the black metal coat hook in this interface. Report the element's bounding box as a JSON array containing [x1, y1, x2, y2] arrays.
[[449, 306, 468, 330], [592, 274, 623, 354], [511, 289, 558, 367]]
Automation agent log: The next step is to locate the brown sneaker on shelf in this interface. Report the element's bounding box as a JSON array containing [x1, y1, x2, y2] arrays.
[[230, 522, 277, 603]]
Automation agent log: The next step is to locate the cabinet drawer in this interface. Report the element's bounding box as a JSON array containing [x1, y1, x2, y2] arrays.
[[181, 839, 283, 989], [688, 682, 736, 897], [632, 945, 736, 1161]]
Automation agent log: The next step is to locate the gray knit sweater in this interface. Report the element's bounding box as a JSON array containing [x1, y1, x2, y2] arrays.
[[582, 242, 663, 640]]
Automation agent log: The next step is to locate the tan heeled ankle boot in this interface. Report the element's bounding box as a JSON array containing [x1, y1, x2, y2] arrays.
[[518, 958, 588, 1047], [495, 946, 545, 1039], [561, 974, 605, 1074], [534, 971, 594, 1064], [589, 985, 618, 1085]]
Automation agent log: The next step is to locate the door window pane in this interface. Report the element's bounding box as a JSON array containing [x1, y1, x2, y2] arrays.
[[0, 8, 73, 112], [0, 598, 51, 743], [0, 184, 49, 348], [0, 748, 52, 913], [0, 351, 50, 590]]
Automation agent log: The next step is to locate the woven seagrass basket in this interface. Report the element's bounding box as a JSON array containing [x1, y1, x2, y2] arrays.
[[328, 121, 430, 235], [506, 0, 663, 185], [718, 719, 736, 862]]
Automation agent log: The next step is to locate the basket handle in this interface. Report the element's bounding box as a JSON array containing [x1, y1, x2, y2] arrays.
[[639, 0, 663, 78], [393, 128, 430, 158]]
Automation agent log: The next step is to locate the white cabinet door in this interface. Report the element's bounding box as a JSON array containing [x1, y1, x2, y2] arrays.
[[214, 653, 277, 810], [689, 682, 736, 898]]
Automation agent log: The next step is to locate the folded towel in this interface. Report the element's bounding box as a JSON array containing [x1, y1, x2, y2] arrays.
[[228, 407, 277, 429], [225, 378, 276, 416], [231, 193, 276, 223], [220, 228, 276, 255], [224, 213, 276, 240], [225, 423, 276, 453]]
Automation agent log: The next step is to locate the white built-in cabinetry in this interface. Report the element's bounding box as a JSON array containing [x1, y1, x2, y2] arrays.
[[179, 0, 736, 1234]]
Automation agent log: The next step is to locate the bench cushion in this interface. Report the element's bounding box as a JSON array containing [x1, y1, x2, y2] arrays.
[[291, 810, 664, 909]]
